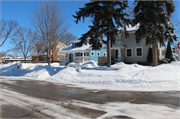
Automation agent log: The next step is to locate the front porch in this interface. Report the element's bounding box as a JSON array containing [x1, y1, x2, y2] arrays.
[[111, 49, 125, 63], [60, 52, 90, 65], [104, 41, 126, 63]]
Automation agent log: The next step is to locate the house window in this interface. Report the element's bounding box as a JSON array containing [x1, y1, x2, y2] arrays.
[[103, 52, 106, 56], [57, 48, 59, 51], [136, 47, 142, 57], [84, 52, 86, 56], [97, 52, 100, 56], [69, 54, 71, 59], [126, 48, 132, 57], [91, 51, 94, 56]]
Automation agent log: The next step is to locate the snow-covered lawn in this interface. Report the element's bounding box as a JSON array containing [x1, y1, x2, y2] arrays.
[[0, 61, 180, 91]]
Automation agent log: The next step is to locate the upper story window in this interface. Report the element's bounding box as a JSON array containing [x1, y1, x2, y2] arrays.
[[91, 51, 94, 56], [103, 52, 106, 56], [126, 48, 132, 57], [97, 52, 100, 56], [136, 47, 142, 57]]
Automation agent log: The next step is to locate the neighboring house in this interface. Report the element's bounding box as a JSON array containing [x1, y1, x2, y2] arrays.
[[32, 41, 67, 62], [59, 40, 107, 65], [103, 24, 166, 64], [172, 48, 180, 61], [1, 55, 14, 63], [1, 55, 31, 63]]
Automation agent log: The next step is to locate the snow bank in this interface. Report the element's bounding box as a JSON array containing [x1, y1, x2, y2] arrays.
[[0, 61, 180, 91]]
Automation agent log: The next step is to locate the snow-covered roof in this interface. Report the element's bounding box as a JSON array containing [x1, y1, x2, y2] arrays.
[[1, 56, 10, 59], [173, 53, 178, 57], [59, 44, 91, 53], [119, 23, 140, 32], [15, 56, 24, 59], [71, 40, 80, 43], [71, 38, 90, 43]]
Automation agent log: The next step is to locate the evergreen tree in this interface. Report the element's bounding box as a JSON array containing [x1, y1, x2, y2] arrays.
[[73, 1, 131, 67], [133, 1, 177, 66], [166, 41, 175, 62]]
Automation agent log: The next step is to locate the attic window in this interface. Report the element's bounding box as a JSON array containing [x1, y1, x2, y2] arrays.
[[75, 43, 79, 47], [91, 51, 94, 56], [97, 52, 100, 56]]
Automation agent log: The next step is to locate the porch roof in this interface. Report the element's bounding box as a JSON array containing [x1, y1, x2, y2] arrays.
[[59, 44, 91, 54], [103, 44, 126, 49]]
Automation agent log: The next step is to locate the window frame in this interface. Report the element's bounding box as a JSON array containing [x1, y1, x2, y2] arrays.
[[97, 52, 100, 57], [135, 47, 143, 57], [126, 48, 132, 57], [91, 51, 94, 56]]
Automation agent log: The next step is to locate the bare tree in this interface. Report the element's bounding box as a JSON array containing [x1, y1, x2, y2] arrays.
[[61, 32, 77, 46], [0, 19, 19, 57], [11, 27, 37, 62], [31, 0, 69, 65]]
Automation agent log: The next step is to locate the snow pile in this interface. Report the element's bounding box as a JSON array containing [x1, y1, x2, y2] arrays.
[[81, 61, 98, 68], [24, 65, 51, 79], [0, 61, 180, 91], [67, 62, 79, 67]]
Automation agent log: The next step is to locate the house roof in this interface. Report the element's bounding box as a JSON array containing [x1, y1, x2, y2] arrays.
[[35, 44, 43, 52], [118, 23, 140, 32], [71, 40, 80, 43], [59, 44, 91, 54]]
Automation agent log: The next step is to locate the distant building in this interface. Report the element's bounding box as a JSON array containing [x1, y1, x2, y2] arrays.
[[32, 40, 67, 62]]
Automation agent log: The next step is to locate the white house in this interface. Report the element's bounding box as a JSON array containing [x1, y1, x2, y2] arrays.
[[103, 24, 166, 64]]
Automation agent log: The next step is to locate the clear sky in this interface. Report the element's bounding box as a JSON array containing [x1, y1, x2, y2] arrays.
[[0, 0, 180, 56]]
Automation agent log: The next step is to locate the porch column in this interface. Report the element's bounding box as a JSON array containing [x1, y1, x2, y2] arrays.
[[73, 53, 75, 62], [118, 48, 121, 57], [67, 53, 69, 64], [82, 51, 84, 63]]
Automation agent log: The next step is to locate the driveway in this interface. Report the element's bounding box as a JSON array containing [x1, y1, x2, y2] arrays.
[[0, 77, 179, 118]]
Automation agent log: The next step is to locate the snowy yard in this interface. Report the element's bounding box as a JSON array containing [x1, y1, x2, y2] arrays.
[[0, 61, 180, 91]]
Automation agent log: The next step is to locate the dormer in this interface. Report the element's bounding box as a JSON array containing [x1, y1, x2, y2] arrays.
[[71, 40, 81, 48]]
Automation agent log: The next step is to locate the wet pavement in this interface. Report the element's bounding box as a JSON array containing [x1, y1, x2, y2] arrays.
[[1, 79, 179, 107], [0, 77, 180, 118]]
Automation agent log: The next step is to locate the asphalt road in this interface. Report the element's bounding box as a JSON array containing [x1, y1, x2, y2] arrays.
[[0, 77, 179, 119]]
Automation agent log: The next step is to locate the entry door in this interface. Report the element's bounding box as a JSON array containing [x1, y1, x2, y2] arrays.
[[69, 54, 71, 62], [115, 50, 118, 59]]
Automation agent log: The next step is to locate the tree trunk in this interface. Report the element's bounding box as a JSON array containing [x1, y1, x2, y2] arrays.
[[152, 42, 158, 66], [24, 57, 26, 63], [47, 49, 50, 65], [107, 36, 111, 67]]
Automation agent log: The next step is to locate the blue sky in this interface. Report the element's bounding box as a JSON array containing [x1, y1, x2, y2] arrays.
[[0, 0, 180, 56]]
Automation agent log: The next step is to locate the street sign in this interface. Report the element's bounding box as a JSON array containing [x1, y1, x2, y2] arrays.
[[177, 42, 180, 50]]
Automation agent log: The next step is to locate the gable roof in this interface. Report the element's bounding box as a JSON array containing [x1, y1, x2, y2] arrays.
[[35, 44, 43, 52], [59, 44, 91, 53], [118, 23, 140, 32]]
